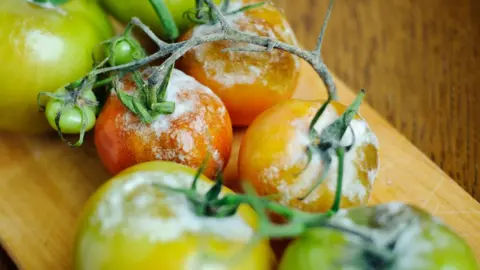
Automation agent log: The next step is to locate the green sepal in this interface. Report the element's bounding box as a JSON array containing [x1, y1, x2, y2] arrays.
[[319, 89, 365, 145], [152, 101, 175, 115], [298, 151, 332, 200], [221, 0, 231, 12], [132, 98, 153, 124], [191, 154, 210, 191], [156, 64, 175, 102], [116, 91, 138, 115], [309, 96, 332, 137], [206, 172, 224, 202], [226, 1, 265, 15]]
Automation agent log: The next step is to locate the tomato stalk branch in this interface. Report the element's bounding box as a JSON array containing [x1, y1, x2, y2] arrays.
[[315, 0, 335, 57], [92, 0, 338, 100]]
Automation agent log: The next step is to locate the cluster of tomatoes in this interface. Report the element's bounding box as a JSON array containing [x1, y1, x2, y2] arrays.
[[1, 0, 478, 269]]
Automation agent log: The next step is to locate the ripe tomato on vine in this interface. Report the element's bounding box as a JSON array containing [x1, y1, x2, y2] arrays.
[[94, 67, 233, 179], [177, 0, 301, 126]]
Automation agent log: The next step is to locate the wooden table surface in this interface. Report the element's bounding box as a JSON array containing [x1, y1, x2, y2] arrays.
[[1, 0, 479, 269]]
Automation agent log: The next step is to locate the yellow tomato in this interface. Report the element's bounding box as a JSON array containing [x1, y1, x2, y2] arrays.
[[73, 161, 274, 270], [0, 0, 113, 133], [237, 99, 379, 213]]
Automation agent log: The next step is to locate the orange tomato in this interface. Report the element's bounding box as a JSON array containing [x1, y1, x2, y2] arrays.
[[237, 99, 379, 213], [94, 68, 233, 179], [176, 0, 301, 126]]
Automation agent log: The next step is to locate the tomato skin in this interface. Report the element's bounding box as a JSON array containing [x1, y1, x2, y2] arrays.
[[279, 203, 479, 270], [0, 0, 113, 133], [237, 99, 379, 212], [99, 0, 221, 39], [73, 161, 274, 270], [94, 68, 233, 179], [177, 0, 301, 126]]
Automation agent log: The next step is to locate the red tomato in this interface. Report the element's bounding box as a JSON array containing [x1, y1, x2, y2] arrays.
[[94, 67, 233, 179], [238, 99, 379, 213], [177, 0, 301, 126]]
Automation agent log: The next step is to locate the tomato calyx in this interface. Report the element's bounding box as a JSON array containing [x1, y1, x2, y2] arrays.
[[297, 90, 366, 201], [183, 0, 266, 25], [113, 64, 176, 124]]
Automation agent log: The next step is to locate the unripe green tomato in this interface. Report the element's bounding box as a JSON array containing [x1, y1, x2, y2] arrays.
[[105, 37, 146, 66], [99, 0, 222, 39], [279, 203, 479, 270], [0, 0, 113, 134], [44, 88, 97, 134]]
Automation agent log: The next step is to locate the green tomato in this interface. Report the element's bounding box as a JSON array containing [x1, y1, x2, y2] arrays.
[[279, 202, 479, 270], [0, 0, 113, 134], [45, 88, 97, 134], [105, 36, 146, 66], [100, 0, 222, 40]]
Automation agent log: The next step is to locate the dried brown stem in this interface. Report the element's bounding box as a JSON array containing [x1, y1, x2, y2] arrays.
[[93, 0, 338, 100]]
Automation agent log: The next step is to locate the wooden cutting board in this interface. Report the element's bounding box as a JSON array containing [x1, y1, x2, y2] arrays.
[[0, 61, 479, 270]]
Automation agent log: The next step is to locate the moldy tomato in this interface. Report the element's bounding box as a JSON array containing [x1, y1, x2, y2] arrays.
[[279, 202, 479, 270], [237, 99, 379, 213], [177, 0, 301, 126], [94, 68, 232, 179], [73, 161, 274, 270], [0, 0, 113, 133]]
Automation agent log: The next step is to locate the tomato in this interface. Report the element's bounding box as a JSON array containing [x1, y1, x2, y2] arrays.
[[100, 0, 222, 40], [279, 202, 479, 270], [94, 67, 233, 179], [105, 35, 146, 66], [177, 0, 301, 126], [73, 161, 274, 270], [237, 99, 379, 213], [0, 0, 113, 133], [44, 87, 97, 134]]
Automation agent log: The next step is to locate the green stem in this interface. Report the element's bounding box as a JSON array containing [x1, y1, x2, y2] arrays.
[[331, 147, 345, 212], [196, 0, 204, 17], [148, 0, 180, 40], [93, 77, 113, 88]]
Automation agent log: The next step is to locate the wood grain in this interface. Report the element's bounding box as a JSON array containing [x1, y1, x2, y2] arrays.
[[274, 0, 480, 200], [0, 61, 479, 269]]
